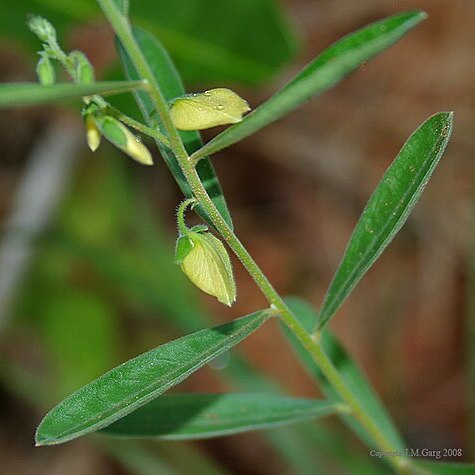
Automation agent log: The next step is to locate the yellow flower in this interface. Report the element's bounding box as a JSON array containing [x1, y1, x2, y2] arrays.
[[170, 88, 250, 131], [176, 230, 236, 306]]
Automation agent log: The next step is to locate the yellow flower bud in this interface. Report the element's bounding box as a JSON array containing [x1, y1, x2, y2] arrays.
[[170, 88, 250, 131], [176, 230, 236, 306], [85, 114, 101, 152]]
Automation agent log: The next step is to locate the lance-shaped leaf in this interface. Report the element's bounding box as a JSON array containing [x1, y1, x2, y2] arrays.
[[35, 310, 271, 446], [317, 112, 453, 330], [283, 297, 406, 451], [117, 28, 233, 230], [0, 81, 146, 108], [191, 11, 426, 162], [100, 393, 340, 440]]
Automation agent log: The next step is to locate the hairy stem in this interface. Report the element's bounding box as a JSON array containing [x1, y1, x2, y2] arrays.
[[103, 103, 170, 146], [176, 198, 197, 236], [97, 0, 411, 472]]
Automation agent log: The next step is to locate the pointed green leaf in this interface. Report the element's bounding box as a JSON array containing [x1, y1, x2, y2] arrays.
[[414, 461, 475, 475], [192, 11, 426, 161], [100, 393, 339, 439], [0, 81, 146, 107], [35, 310, 271, 446], [283, 297, 406, 451], [317, 112, 453, 329], [117, 28, 233, 230]]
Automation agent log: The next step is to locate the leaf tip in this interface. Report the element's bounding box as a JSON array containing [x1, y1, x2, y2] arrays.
[[35, 418, 63, 447], [34, 430, 50, 447], [398, 10, 428, 29], [415, 10, 428, 21]]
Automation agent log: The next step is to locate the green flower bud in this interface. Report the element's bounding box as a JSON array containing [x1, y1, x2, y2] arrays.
[[27, 15, 57, 43], [36, 54, 55, 85], [69, 51, 95, 85], [170, 88, 250, 131], [93, 115, 153, 166], [175, 230, 236, 306]]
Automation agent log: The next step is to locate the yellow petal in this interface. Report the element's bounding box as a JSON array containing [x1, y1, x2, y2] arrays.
[[170, 88, 250, 131], [123, 133, 153, 166], [85, 114, 101, 152]]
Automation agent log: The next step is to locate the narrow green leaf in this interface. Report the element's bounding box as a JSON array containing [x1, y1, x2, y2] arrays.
[[100, 393, 339, 439], [0, 81, 146, 107], [192, 11, 426, 160], [317, 111, 453, 329], [116, 28, 233, 230], [35, 310, 271, 446], [414, 461, 475, 475], [283, 297, 406, 451]]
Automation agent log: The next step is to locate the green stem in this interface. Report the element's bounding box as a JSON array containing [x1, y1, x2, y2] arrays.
[[88, 95, 170, 146], [96, 0, 188, 160], [97, 1, 412, 473], [103, 103, 170, 146]]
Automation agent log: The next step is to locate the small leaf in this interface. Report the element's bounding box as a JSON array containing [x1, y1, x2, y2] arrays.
[[414, 461, 475, 475], [191, 11, 427, 161], [116, 27, 233, 230], [100, 393, 339, 439], [317, 112, 453, 330], [283, 297, 406, 451], [170, 88, 250, 131], [0, 81, 147, 108], [35, 310, 271, 446], [176, 231, 236, 306]]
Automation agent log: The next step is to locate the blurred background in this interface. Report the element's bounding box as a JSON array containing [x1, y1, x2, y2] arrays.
[[0, 0, 473, 473]]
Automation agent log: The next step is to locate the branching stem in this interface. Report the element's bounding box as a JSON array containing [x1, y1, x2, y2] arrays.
[[96, 1, 413, 473]]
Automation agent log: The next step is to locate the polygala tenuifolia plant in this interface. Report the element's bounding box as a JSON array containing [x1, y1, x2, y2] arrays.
[[1, 2, 471, 474]]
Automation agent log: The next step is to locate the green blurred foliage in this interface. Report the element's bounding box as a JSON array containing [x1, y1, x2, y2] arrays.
[[2, 0, 298, 85], [0, 2, 449, 473], [6, 150, 388, 472]]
